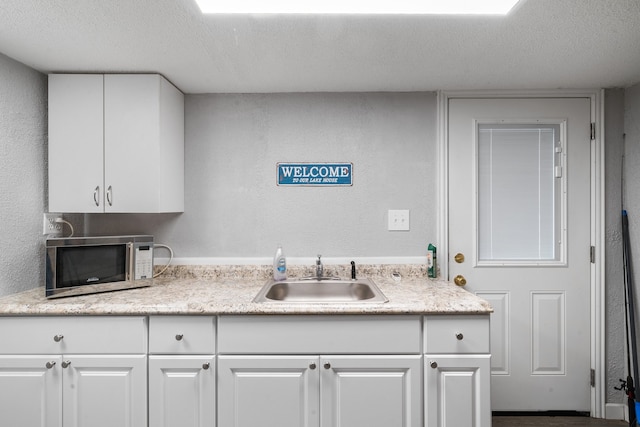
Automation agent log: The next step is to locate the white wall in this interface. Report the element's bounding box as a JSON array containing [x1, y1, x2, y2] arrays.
[[85, 92, 438, 259], [625, 83, 640, 394], [0, 53, 47, 296], [604, 89, 626, 403], [625, 84, 640, 224]]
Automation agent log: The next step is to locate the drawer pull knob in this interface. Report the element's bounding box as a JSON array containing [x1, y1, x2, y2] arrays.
[[309, 362, 317, 370], [53, 334, 64, 342], [430, 361, 438, 369], [62, 360, 71, 368], [175, 334, 184, 341], [456, 332, 464, 340], [202, 362, 210, 370], [324, 362, 331, 370], [46, 361, 56, 369]]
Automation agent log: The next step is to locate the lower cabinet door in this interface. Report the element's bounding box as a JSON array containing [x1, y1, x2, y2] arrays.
[[149, 355, 215, 427], [62, 354, 147, 427], [0, 355, 62, 427], [425, 355, 491, 427], [320, 355, 422, 427], [218, 355, 320, 427]]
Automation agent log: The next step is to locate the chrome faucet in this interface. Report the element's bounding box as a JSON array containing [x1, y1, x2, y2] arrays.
[[316, 255, 323, 280]]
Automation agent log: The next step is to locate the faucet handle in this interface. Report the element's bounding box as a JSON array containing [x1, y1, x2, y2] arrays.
[[316, 255, 324, 279]]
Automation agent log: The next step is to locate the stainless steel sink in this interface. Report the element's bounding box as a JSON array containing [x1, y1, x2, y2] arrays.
[[253, 278, 388, 303]]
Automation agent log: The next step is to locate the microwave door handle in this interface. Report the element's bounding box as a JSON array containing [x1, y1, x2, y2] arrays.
[[127, 242, 134, 281]]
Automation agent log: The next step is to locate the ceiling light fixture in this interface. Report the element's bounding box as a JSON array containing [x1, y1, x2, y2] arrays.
[[194, 0, 521, 15]]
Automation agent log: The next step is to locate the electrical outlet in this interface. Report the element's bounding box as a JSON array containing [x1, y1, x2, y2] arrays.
[[388, 209, 410, 231], [43, 213, 63, 237]]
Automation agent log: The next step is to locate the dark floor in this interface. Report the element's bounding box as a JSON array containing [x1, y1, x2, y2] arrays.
[[492, 416, 628, 426]]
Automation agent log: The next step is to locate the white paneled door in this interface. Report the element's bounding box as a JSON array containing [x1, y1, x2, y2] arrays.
[[448, 97, 592, 411]]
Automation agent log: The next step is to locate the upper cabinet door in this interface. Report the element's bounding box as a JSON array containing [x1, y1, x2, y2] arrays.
[[103, 74, 184, 213], [48, 74, 104, 213]]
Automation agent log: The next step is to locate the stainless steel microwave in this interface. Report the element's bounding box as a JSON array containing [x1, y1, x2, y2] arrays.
[[45, 235, 154, 299]]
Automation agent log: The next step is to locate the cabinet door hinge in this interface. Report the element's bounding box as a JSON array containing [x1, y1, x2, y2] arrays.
[[590, 368, 596, 387], [590, 246, 596, 264], [591, 123, 596, 140]]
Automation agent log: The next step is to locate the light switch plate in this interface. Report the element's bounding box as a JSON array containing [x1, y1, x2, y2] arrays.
[[388, 209, 410, 231]]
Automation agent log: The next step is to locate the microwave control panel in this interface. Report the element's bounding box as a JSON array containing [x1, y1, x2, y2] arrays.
[[135, 245, 154, 279]]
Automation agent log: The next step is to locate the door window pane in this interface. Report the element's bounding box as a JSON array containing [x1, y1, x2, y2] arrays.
[[477, 124, 561, 262]]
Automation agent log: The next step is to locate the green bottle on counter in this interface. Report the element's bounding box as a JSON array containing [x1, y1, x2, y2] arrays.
[[427, 244, 437, 278]]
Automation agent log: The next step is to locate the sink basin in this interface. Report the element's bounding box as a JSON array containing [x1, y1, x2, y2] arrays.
[[253, 278, 388, 303]]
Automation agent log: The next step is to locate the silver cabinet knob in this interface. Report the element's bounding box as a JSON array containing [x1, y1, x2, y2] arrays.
[[175, 334, 183, 341], [430, 361, 438, 369], [202, 362, 210, 370], [309, 362, 317, 370], [53, 334, 64, 342], [456, 332, 464, 340], [46, 361, 56, 369], [61, 360, 71, 368], [324, 362, 331, 370]]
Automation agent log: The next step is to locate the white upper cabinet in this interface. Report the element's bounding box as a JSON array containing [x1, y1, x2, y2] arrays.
[[48, 74, 184, 213]]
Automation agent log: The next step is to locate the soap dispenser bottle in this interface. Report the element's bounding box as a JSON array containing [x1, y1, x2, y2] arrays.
[[273, 245, 287, 281]]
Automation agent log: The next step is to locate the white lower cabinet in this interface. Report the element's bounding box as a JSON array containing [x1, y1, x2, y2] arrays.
[[321, 355, 422, 427], [217, 315, 424, 427], [62, 355, 147, 427], [1, 313, 492, 427], [424, 355, 491, 427], [149, 356, 215, 427], [148, 316, 216, 427], [0, 317, 148, 427], [0, 355, 63, 427], [218, 355, 421, 427], [0, 356, 146, 427], [423, 315, 492, 427], [218, 356, 319, 427]]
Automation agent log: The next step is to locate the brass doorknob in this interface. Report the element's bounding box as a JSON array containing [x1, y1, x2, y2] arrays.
[[453, 275, 467, 286], [454, 253, 465, 264]]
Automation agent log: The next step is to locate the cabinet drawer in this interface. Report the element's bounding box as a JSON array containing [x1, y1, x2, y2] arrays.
[[218, 315, 421, 354], [149, 316, 216, 354], [424, 315, 489, 354], [0, 316, 147, 354]]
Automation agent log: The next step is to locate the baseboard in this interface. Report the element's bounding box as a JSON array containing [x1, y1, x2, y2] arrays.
[[605, 403, 627, 421]]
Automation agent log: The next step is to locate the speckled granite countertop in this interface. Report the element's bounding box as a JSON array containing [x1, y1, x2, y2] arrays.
[[0, 265, 493, 316]]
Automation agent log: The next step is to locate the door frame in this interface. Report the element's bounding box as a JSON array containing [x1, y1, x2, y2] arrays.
[[437, 89, 605, 417]]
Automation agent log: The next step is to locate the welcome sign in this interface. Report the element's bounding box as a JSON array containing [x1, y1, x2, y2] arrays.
[[277, 163, 353, 186]]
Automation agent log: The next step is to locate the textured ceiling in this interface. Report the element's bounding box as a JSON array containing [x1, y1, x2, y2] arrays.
[[0, 0, 639, 93]]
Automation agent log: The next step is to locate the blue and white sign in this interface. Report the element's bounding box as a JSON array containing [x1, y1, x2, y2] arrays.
[[277, 163, 353, 186]]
